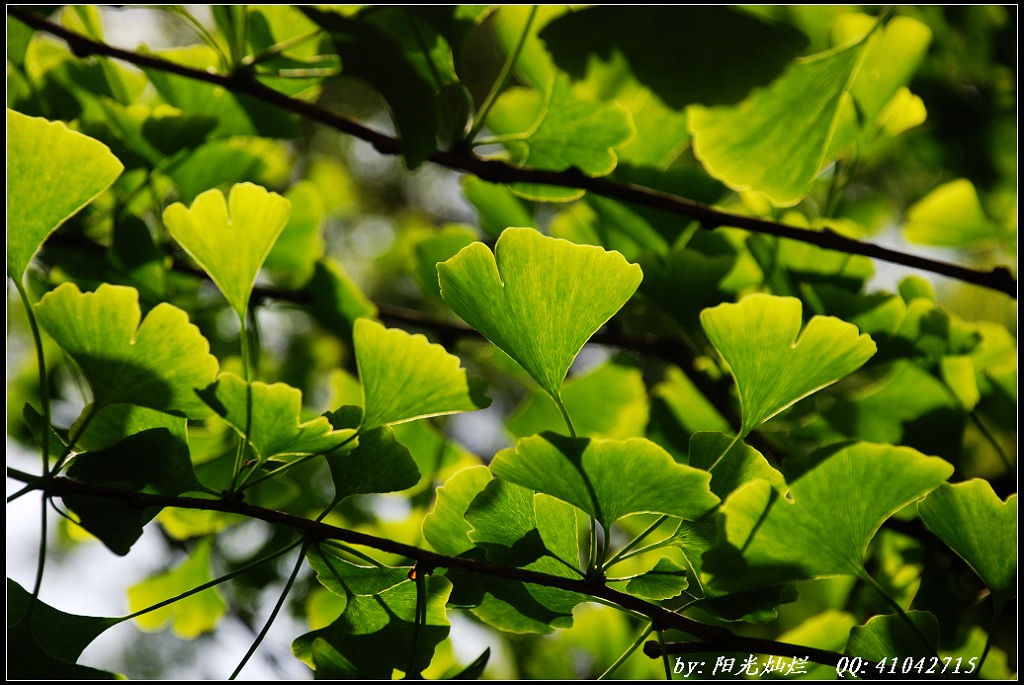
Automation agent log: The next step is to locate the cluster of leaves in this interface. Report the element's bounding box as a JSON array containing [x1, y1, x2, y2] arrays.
[[6, 5, 1017, 680]]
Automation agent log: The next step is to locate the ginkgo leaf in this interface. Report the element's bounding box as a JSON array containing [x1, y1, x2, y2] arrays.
[[701, 294, 876, 436], [7, 579, 121, 679], [847, 611, 939, 660], [621, 558, 689, 601], [163, 182, 292, 317], [198, 372, 357, 463], [127, 538, 227, 639], [703, 442, 953, 592], [507, 355, 648, 440], [293, 573, 452, 678], [488, 75, 634, 202], [34, 283, 219, 418], [422, 467, 583, 634], [904, 179, 1005, 248], [326, 426, 421, 501], [354, 318, 490, 430], [689, 16, 930, 206], [918, 480, 1017, 606], [7, 109, 124, 280], [491, 433, 718, 530], [688, 432, 786, 499], [438, 228, 642, 403]]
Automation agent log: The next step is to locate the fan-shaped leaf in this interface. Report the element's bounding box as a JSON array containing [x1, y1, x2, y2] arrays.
[[701, 294, 876, 435], [704, 442, 953, 592], [918, 480, 1017, 606], [7, 109, 123, 280], [354, 318, 490, 430], [326, 426, 421, 501], [198, 372, 356, 463], [163, 182, 292, 317], [622, 558, 689, 601], [438, 228, 642, 402], [847, 611, 939, 660], [904, 179, 1005, 247], [491, 433, 718, 530], [127, 538, 227, 639], [34, 284, 219, 418]]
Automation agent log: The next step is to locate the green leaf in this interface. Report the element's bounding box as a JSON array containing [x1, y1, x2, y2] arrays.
[[422, 467, 584, 634], [438, 228, 642, 402], [461, 177, 534, 239], [7, 578, 120, 680], [163, 182, 292, 317], [293, 573, 452, 678], [701, 294, 876, 436], [308, 549, 410, 599], [64, 427, 203, 555], [6, 109, 124, 280], [488, 76, 634, 202], [689, 15, 931, 206], [304, 258, 378, 343], [74, 403, 187, 453], [354, 318, 490, 430], [491, 433, 718, 530], [302, 7, 461, 169], [198, 372, 357, 463], [507, 355, 648, 440], [164, 138, 269, 204], [847, 611, 939, 660], [265, 180, 327, 287], [326, 426, 421, 501], [918, 480, 1017, 606], [34, 283, 219, 418], [127, 538, 228, 639], [703, 442, 953, 592], [904, 179, 1005, 247], [412, 225, 477, 302], [621, 558, 689, 601], [688, 432, 786, 499]]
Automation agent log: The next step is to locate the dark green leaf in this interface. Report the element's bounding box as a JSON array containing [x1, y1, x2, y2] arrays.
[[327, 426, 421, 501]]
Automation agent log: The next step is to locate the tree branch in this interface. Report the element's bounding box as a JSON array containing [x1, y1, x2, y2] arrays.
[[9, 467, 864, 673], [9, 6, 1016, 299]]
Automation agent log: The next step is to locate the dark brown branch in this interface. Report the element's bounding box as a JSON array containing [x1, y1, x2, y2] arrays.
[[9, 467, 858, 672], [9, 6, 1016, 299]]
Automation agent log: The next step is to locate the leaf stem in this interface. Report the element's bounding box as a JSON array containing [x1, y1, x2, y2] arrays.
[[120, 538, 303, 622], [977, 602, 1002, 674], [229, 539, 310, 680], [861, 571, 936, 656], [13, 278, 51, 474], [599, 622, 653, 679], [239, 433, 359, 491], [657, 629, 673, 680], [604, 515, 670, 572], [465, 5, 537, 143], [230, 311, 255, 493], [242, 28, 323, 67]]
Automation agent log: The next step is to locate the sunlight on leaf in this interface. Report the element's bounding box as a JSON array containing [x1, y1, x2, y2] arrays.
[[127, 538, 227, 639], [621, 558, 689, 601], [163, 182, 292, 317], [703, 442, 953, 592], [492, 433, 718, 530], [438, 228, 642, 404], [701, 294, 876, 436], [198, 372, 356, 463], [918, 480, 1017, 606], [354, 318, 490, 430], [7, 109, 124, 280], [688, 432, 786, 499], [489, 75, 634, 202], [847, 611, 939, 660], [904, 179, 1004, 247], [34, 283, 219, 418]]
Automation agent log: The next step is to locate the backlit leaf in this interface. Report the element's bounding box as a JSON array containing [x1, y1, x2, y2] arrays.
[[198, 372, 357, 463], [326, 426, 421, 501], [701, 294, 876, 436], [354, 318, 490, 430], [688, 432, 786, 499], [491, 433, 718, 530], [7, 109, 123, 280], [918, 480, 1017, 606], [34, 283, 219, 418], [703, 442, 953, 592], [904, 179, 1004, 247], [622, 558, 689, 601], [847, 611, 939, 660], [127, 538, 227, 639], [163, 182, 292, 317], [438, 228, 642, 402]]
